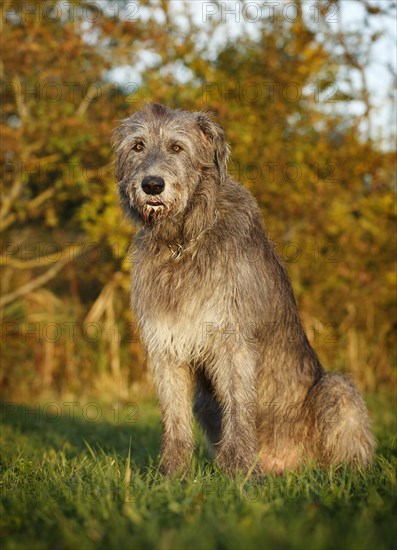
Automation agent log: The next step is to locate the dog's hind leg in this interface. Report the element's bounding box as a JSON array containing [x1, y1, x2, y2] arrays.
[[306, 372, 375, 467]]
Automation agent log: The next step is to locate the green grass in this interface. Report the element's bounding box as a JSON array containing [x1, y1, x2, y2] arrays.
[[1, 394, 396, 550]]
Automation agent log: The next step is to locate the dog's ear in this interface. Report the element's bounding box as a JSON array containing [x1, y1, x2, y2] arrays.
[[112, 113, 140, 183], [196, 112, 230, 182]]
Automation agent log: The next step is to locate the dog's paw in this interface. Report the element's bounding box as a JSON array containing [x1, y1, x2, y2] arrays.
[[159, 459, 190, 477], [217, 448, 262, 478], [159, 440, 193, 476]]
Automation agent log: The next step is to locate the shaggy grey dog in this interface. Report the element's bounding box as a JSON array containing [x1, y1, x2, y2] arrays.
[[113, 103, 375, 476]]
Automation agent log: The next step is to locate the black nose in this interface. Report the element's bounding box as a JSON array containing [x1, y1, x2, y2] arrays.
[[141, 176, 165, 195]]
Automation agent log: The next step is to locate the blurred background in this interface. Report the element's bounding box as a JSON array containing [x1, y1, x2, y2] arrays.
[[1, 0, 396, 401]]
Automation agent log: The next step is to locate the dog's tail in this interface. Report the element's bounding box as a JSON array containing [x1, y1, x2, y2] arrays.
[[307, 372, 376, 467]]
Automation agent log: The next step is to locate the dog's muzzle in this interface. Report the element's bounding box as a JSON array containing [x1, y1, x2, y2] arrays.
[[139, 177, 168, 223]]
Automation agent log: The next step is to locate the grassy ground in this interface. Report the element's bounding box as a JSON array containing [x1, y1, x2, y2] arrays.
[[1, 393, 396, 550]]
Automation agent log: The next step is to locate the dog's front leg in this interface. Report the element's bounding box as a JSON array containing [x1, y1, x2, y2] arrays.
[[151, 356, 194, 475], [211, 348, 260, 476]]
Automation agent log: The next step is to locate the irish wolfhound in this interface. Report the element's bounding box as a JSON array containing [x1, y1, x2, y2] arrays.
[[113, 103, 375, 476]]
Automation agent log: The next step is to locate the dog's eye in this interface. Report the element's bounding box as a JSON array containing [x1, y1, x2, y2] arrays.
[[172, 144, 182, 152], [132, 142, 144, 152]]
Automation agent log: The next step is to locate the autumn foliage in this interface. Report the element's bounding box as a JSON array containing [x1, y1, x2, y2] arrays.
[[1, 0, 395, 399]]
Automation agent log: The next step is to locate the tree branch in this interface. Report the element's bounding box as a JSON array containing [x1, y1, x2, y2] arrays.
[[0, 246, 83, 308]]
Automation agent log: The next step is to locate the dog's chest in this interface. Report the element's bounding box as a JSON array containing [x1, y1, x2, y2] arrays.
[[132, 253, 226, 360]]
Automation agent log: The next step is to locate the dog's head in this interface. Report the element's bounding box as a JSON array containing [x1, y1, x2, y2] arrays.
[[113, 103, 230, 225]]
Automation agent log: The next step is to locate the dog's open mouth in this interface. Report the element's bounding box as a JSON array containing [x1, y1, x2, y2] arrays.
[[146, 201, 164, 209]]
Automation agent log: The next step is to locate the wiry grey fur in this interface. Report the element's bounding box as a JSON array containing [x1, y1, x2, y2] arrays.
[[113, 103, 375, 476]]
